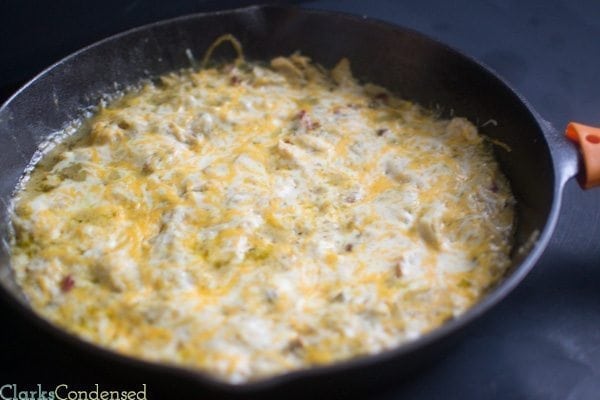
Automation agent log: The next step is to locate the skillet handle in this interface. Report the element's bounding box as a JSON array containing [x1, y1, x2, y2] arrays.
[[565, 122, 600, 189]]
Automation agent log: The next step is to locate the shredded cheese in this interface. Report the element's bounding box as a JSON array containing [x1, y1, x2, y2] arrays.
[[10, 51, 515, 383]]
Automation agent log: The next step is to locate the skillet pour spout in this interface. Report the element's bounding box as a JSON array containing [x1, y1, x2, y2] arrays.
[[0, 4, 593, 395]]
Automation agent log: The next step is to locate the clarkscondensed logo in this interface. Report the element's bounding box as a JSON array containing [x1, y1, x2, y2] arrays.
[[0, 385, 147, 400]]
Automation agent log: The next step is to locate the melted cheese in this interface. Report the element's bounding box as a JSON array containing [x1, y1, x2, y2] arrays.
[[10, 53, 515, 383]]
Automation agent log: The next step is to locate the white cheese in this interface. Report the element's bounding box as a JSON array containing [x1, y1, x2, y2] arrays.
[[10, 53, 515, 384]]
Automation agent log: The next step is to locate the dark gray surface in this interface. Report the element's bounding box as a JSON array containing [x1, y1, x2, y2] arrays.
[[0, 1, 599, 399]]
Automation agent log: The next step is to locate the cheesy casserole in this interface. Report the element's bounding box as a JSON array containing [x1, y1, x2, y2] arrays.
[[10, 47, 515, 383]]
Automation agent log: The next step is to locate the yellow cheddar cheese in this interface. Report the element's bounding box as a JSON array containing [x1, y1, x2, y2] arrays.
[[10, 52, 515, 383]]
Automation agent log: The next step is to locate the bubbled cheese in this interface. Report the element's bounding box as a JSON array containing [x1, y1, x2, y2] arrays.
[[11, 53, 515, 383]]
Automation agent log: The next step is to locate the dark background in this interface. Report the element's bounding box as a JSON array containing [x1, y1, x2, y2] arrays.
[[1, 1, 599, 399]]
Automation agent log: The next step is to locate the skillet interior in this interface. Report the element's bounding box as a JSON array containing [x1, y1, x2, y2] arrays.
[[0, 4, 556, 395]]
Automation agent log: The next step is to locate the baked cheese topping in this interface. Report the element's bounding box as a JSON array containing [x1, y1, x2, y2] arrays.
[[11, 51, 515, 383]]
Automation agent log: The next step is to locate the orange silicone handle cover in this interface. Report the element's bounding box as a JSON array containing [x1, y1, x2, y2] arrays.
[[565, 122, 600, 189]]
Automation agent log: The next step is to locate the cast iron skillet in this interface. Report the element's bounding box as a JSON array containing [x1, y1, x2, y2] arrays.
[[0, 4, 597, 398]]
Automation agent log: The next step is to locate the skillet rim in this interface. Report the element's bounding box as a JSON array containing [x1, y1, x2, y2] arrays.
[[0, 3, 565, 392]]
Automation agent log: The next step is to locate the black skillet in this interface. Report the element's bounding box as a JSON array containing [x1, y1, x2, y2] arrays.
[[0, 4, 598, 398]]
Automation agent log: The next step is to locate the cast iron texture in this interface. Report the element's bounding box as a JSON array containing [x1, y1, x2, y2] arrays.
[[0, 5, 574, 397]]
